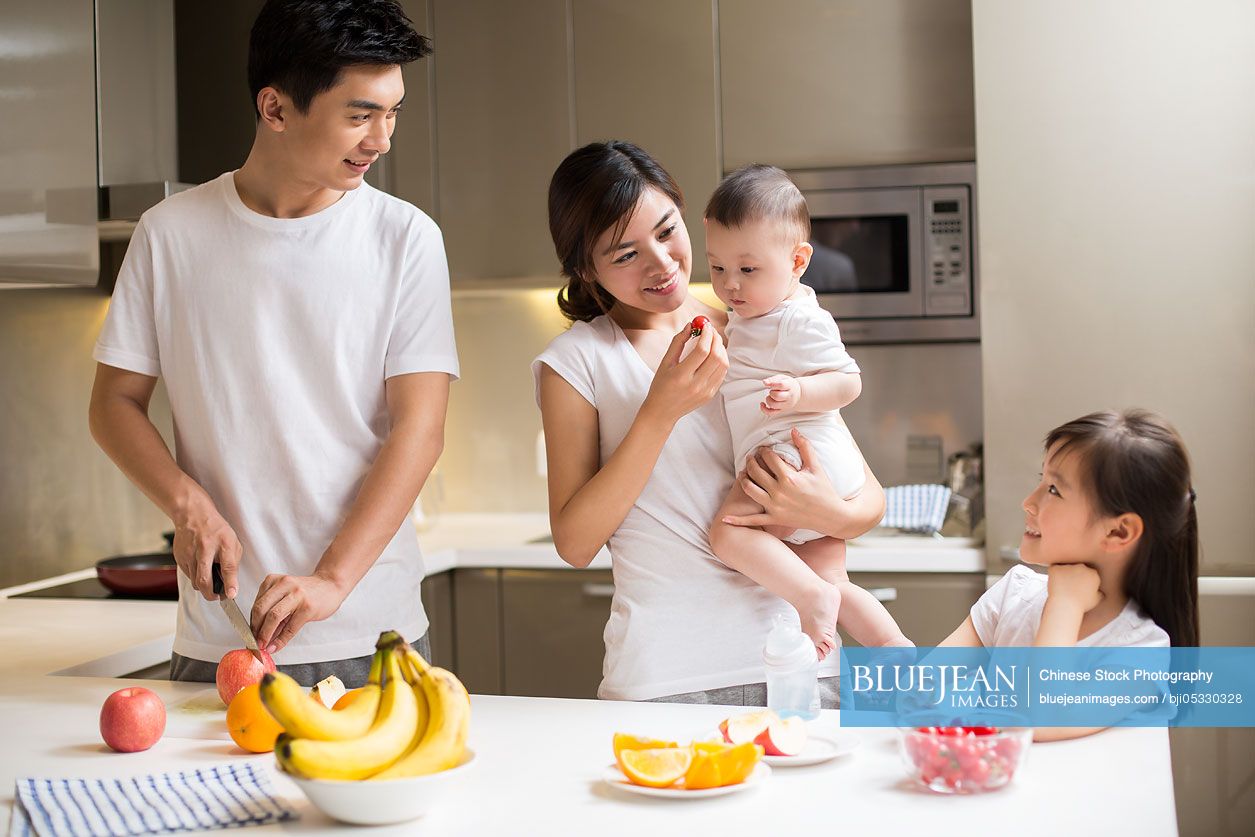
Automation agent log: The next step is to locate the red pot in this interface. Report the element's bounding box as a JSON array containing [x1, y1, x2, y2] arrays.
[[96, 553, 178, 596]]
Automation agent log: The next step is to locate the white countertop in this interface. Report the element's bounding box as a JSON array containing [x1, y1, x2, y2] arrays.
[[0, 597, 1177, 835], [417, 513, 986, 575]]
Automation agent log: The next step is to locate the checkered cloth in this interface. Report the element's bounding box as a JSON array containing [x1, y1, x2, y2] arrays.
[[881, 484, 953, 534], [10, 763, 297, 837]]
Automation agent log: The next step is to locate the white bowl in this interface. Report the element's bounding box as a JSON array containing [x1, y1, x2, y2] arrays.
[[284, 749, 476, 825]]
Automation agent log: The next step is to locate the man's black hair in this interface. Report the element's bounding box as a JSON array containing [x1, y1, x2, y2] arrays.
[[248, 0, 432, 115]]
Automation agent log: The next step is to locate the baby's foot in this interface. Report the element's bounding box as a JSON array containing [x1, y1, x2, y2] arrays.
[[798, 585, 841, 661]]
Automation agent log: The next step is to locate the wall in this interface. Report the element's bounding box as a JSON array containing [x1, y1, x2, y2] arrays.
[[435, 285, 984, 516], [972, 0, 1255, 577], [0, 289, 174, 588]]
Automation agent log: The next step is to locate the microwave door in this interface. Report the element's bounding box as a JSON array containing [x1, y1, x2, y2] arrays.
[[801, 189, 924, 319]]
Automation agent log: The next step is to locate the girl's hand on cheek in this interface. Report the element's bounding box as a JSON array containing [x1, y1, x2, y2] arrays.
[[1046, 564, 1104, 613], [642, 323, 728, 424]]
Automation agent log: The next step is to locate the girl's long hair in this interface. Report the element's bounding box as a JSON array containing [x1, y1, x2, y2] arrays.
[[1046, 409, 1200, 646], [547, 141, 683, 322]]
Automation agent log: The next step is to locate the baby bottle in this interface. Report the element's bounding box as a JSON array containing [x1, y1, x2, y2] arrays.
[[764, 612, 821, 720]]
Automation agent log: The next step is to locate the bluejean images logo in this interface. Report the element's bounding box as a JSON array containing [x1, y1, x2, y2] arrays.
[[837, 647, 1255, 728]]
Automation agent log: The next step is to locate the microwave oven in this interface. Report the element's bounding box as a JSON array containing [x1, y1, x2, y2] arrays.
[[789, 162, 979, 344]]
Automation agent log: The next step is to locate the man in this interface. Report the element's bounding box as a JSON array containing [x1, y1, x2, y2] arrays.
[[88, 0, 455, 687]]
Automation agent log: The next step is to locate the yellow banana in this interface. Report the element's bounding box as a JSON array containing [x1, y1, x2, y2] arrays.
[[275, 641, 420, 781], [370, 645, 470, 780], [259, 649, 383, 741]]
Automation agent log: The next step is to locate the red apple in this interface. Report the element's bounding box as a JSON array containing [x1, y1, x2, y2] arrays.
[[719, 710, 774, 745], [754, 715, 808, 756], [216, 648, 276, 706], [100, 687, 166, 753]]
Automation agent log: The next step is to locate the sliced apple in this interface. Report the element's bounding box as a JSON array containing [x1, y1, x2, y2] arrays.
[[754, 715, 808, 757], [718, 710, 774, 745], [309, 675, 346, 710]]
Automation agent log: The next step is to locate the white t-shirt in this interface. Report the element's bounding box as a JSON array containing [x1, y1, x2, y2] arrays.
[[533, 316, 841, 700], [723, 285, 863, 500], [93, 172, 459, 665], [971, 565, 1170, 648]]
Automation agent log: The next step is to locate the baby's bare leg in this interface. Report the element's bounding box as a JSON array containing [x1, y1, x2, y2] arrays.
[[790, 538, 913, 648], [710, 482, 839, 659]]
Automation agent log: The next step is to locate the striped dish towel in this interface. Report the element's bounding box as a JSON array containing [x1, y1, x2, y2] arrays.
[[881, 484, 953, 534], [10, 762, 297, 837]]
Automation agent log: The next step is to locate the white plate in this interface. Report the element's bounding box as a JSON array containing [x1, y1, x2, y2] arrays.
[[761, 730, 861, 766], [602, 761, 771, 799]]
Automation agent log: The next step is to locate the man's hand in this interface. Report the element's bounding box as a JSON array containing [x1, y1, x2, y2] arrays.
[[1046, 564, 1104, 613], [172, 503, 243, 601], [760, 375, 801, 414], [250, 572, 349, 654]]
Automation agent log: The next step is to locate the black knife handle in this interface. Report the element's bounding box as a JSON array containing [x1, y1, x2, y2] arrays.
[[211, 563, 225, 596]]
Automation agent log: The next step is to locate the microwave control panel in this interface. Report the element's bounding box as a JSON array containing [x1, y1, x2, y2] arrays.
[[923, 186, 971, 316]]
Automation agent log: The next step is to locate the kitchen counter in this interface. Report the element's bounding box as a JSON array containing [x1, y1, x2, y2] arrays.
[[0, 597, 1177, 835], [417, 513, 986, 574]]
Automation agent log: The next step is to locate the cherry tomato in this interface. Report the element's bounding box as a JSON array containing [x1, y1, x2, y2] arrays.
[[962, 726, 999, 736], [690, 315, 710, 337]]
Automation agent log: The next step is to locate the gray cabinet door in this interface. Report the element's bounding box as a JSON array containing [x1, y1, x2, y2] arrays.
[[841, 571, 984, 647], [0, 0, 99, 286], [718, 0, 976, 170], [451, 568, 503, 695], [571, 0, 720, 280], [419, 570, 454, 669], [500, 569, 612, 699], [430, 0, 570, 279]]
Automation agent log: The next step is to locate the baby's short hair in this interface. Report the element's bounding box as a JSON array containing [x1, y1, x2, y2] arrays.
[[704, 164, 810, 244]]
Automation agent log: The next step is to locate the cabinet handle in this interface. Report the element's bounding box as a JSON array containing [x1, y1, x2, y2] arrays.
[[867, 587, 898, 603], [581, 583, 615, 598]]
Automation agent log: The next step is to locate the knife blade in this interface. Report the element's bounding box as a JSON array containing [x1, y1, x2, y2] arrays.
[[211, 563, 260, 657]]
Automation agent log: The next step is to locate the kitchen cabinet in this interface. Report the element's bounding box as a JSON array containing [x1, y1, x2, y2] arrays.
[[427, 0, 570, 280], [500, 569, 611, 699], [838, 571, 985, 647], [571, 0, 720, 279], [418, 569, 454, 669], [0, 0, 99, 286], [448, 567, 611, 699], [718, 0, 976, 170]]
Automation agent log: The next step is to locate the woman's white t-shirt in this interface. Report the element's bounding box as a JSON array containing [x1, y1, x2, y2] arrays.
[[533, 316, 841, 700], [93, 173, 460, 664], [971, 565, 1170, 648]]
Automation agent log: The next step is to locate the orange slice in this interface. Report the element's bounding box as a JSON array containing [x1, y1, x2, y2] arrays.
[[691, 739, 732, 755], [619, 747, 692, 788], [613, 732, 678, 773], [683, 742, 763, 790]]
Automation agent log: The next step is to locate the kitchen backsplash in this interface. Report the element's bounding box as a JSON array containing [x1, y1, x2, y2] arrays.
[[0, 284, 982, 586]]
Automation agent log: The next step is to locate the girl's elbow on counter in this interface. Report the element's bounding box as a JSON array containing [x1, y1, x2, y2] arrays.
[[551, 531, 598, 569]]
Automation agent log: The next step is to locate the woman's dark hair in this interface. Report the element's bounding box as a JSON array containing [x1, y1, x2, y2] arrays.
[[548, 141, 684, 323], [1045, 409, 1200, 646], [248, 0, 432, 115]]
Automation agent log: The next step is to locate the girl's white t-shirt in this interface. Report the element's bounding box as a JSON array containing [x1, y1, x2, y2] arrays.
[[533, 316, 841, 700], [93, 173, 460, 664], [971, 565, 1170, 647]]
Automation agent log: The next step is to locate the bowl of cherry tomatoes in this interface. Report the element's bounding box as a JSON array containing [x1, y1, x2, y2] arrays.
[[899, 726, 1031, 794]]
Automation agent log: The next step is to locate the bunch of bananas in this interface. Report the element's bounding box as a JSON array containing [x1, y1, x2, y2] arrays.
[[259, 630, 470, 781]]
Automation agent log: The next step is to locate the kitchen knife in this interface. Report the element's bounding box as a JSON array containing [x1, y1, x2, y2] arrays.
[[211, 563, 261, 658]]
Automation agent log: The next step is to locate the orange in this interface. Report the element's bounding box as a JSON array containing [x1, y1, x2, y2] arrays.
[[333, 688, 367, 711], [691, 739, 732, 755], [619, 748, 692, 788], [612, 732, 678, 773], [226, 683, 285, 753], [684, 742, 762, 790]]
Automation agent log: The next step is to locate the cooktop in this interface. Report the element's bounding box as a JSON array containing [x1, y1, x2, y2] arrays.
[[11, 577, 178, 601]]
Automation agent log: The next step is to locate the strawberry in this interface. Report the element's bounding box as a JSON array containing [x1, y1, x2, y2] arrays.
[[690, 315, 710, 338]]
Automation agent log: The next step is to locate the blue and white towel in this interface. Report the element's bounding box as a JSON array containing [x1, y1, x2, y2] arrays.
[[10, 762, 297, 837], [881, 484, 953, 534]]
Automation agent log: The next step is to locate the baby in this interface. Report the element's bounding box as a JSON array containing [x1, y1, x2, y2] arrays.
[[705, 164, 911, 658]]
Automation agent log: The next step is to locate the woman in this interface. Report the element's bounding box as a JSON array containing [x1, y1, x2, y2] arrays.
[[533, 141, 885, 705]]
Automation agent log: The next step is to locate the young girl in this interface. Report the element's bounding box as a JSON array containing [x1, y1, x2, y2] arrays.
[[704, 165, 911, 659], [940, 408, 1200, 741]]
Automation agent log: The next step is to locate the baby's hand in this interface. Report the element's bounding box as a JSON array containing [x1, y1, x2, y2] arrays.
[[761, 375, 801, 414], [1046, 564, 1104, 613]]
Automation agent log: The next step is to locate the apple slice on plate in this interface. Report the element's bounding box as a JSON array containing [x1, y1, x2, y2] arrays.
[[754, 715, 807, 757]]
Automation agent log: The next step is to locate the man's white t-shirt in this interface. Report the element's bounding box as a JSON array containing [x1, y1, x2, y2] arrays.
[[971, 565, 1170, 648], [94, 172, 459, 664], [533, 316, 841, 700]]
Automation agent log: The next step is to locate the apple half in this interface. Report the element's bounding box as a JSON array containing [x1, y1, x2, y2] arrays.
[[754, 715, 808, 756], [718, 710, 774, 745]]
